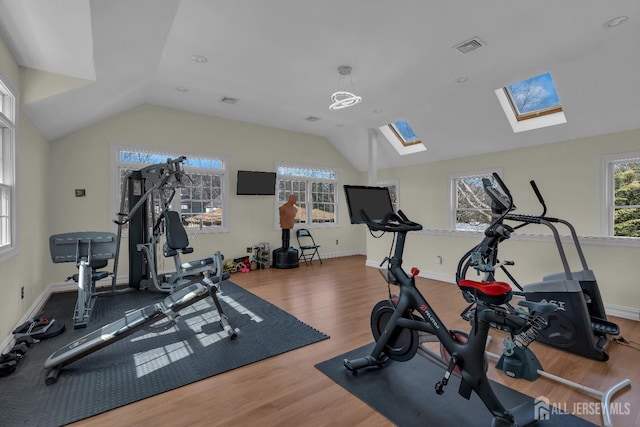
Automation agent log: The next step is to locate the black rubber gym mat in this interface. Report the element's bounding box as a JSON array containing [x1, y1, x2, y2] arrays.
[[316, 343, 600, 427], [0, 281, 329, 426]]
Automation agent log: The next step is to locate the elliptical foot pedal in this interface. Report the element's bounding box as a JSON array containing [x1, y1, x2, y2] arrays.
[[45, 366, 61, 385], [591, 316, 619, 336]]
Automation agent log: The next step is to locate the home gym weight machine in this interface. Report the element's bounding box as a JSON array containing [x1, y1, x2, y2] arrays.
[[44, 251, 237, 384], [113, 155, 210, 293], [457, 173, 620, 361], [342, 185, 554, 427], [456, 173, 630, 427], [49, 231, 117, 328]]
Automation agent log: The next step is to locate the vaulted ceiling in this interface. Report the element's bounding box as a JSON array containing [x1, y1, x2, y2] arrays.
[[0, 0, 638, 171]]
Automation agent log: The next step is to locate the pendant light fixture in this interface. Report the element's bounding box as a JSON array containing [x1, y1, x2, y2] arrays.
[[329, 65, 363, 110]]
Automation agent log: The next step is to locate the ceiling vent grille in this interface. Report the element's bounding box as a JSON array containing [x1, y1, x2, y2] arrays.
[[220, 96, 238, 104], [454, 37, 485, 54]]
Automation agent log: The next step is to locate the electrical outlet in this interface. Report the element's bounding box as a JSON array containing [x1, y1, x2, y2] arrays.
[[336, 239, 339, 245], [436, 256, 443, 265], [21, 286, 24, 299], [246, 246, 253, 253]]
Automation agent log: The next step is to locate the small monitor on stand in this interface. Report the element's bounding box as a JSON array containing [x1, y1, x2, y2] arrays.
[[344, 185, 394, 224]]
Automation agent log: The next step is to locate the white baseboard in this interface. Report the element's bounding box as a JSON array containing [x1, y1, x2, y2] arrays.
[[321, 250, 365, 259], [604, 303, 640, 321]]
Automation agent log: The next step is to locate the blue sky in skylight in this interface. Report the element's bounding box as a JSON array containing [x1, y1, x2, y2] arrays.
[[507, 72, 561, 115], [392, 119, 419, 142]]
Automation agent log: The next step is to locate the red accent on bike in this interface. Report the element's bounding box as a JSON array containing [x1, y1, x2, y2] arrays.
[[458, 280, 511, 296], [411, 267, 419, 276]]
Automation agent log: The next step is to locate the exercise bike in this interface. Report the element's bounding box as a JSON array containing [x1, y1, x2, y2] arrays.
[[342, 187, 554, 427]]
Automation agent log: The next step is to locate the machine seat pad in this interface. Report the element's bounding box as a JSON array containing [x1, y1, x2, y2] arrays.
[[71, 271, 110, 282], [181, 257, 214, 271], [458, 279, 512, 305], [163, 283, 208, 312]]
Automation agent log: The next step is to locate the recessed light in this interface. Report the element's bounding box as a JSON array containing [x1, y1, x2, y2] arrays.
[[220, 96, 238, 104], [372, 109, 383, 114], [191, 55, 208, 64], [604, 16, 628, 28], [456, 76, 468, 83], [305, 116, 321, 122], [176, 86, 190, 92]]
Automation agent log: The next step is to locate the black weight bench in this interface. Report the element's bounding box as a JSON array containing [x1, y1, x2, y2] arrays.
[[44, 252, 236, 385]]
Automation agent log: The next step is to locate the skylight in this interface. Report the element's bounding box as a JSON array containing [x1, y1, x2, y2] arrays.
[[378, 119, 427, 155], [505, 72, 562, 121], [495, 72, 567, 133], [391, 120, 421, 146]]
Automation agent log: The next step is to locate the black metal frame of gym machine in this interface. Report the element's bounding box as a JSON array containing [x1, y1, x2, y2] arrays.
[[112, 156, 192, 293]]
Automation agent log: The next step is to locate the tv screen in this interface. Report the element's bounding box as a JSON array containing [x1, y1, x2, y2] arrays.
[[344, 185, 394, 224], [237, 170, 276, 195]]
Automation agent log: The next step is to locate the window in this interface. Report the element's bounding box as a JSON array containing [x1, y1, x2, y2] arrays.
[[378, 180, 399, 213], [390, 120, 421, 147], [449, 170, 501, 231], [601, 152, 640, 237], [276, 163, 338, 227], [495, 72, 566, 133], [0, 71, 17, 260], [378, 119, 427, 155], [114, 146, 227, 231], [505, 72, 562, 121]]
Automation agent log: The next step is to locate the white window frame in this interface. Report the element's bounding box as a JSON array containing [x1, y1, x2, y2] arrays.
[[0, 69, 18, 261], [448, 168, 503, 232], [600, 151, 640, 238], [111, 144, 229, 234], [275, 162, 339, 229]]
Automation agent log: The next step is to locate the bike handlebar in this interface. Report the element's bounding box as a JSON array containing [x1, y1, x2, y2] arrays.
[[360, 209, 423, 233]]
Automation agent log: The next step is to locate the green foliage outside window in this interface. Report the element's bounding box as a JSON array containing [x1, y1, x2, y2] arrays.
[[614, 162, 640, 237]]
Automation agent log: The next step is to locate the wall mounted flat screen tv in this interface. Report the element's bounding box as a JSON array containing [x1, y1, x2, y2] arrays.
[[344, 185, 394, 224], [237, 170, 276, 195]]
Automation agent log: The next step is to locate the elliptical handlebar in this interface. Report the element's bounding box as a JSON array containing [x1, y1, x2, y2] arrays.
[[529, 180, 547, 218], [360, 209, 423, 233]]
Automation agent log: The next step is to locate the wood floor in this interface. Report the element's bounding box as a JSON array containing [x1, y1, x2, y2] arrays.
[[71, 255, 639, 427]]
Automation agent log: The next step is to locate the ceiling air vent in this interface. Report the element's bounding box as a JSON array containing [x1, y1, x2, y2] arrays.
[[305, 116, 321, 122], [454, 37, 485, 54], [220, 96, 238, 104]]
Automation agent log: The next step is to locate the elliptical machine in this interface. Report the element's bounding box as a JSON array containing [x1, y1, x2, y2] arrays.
[[457, 173, 620, 361], [457, 174, 630, 427]]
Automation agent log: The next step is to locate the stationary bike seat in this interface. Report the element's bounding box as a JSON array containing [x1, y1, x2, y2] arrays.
[[458, 279, 512, 305]]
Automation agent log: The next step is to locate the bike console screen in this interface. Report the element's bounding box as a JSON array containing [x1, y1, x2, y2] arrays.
[[344, 185, 394, 224]]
